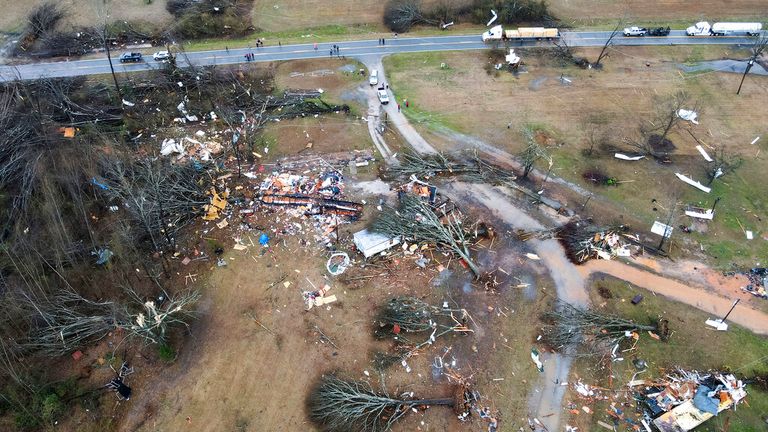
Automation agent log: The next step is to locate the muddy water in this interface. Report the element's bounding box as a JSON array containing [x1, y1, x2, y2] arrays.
[[581, 260, 768, 335]]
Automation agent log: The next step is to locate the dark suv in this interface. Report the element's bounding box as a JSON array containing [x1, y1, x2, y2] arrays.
[[119, 52, 143, 63]]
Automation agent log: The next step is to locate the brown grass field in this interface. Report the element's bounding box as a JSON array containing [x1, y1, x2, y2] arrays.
[[0, 0, 172, 33]]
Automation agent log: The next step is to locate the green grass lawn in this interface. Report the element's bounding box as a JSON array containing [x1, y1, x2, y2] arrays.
[[571, 276, 768, 431]]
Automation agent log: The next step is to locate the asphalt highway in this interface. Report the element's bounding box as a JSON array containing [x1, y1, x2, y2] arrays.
[[0, 30, 762, 81]]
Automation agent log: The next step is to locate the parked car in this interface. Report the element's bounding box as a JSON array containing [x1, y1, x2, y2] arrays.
[[377, 89, 389, 104], [623, 26, 648, 36], [152, 51, 170, 61], [369, 69, 379, 86], [119, 52, 143, 63], [648, 26, 671, 36]]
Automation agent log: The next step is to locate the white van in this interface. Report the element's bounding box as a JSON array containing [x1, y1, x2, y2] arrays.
[[369, 69, 379, 86]]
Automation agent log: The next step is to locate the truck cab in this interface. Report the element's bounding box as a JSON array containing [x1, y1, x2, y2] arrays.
[[482, 25, 504, 42], [686, 22, 712, 36]]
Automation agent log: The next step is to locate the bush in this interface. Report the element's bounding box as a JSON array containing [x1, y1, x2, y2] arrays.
[[470, 0, 554, 25], [383, 0, 425, 33], [40, 393, 63, 424], [27, 2, 65, 39], [158, 343, 176, 362]]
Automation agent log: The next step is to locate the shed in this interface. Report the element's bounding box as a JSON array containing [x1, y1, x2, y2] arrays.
[[353, 229, 401, 258]]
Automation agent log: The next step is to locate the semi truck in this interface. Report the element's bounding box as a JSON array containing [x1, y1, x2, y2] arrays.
[[686, 22, 762, 36], [482, 25, 559, 42]]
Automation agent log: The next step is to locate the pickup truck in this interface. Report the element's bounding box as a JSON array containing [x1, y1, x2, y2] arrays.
[[648, 26, 671, 36], [152, 51, 170, 61], [119, 52, 143, 63], [377, 89, 389, 105], [623, 26, 648, 36]]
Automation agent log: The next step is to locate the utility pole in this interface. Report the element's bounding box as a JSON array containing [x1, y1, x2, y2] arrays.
[[710, 197, 721, 213], [657, 201, 677, 251], [719, 299, 740, 323], [736, 58, 754, 95]]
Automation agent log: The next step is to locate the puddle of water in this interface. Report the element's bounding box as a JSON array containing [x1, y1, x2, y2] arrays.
[[680, 60, 768, 76], [349, 178, 391, 195]]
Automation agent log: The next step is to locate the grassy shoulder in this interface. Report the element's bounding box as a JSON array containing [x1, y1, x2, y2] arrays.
[[569, 276, 768, 431]]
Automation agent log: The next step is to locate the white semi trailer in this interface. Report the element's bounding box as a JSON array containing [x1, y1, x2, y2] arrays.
[[686, 21, 762, 36], [482, 25, 559, 42]]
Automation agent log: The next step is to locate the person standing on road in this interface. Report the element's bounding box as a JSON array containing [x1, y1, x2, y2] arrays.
[[383, 38, 385, 45], [314, 42, 318, 50], [397, 103, 401, 112], [330, 49, 333, 57]]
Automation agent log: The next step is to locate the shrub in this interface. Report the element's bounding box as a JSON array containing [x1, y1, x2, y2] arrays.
[[384, 0, 426, 33], [158, 343, 176, 362], [470, 0, 554, 25]]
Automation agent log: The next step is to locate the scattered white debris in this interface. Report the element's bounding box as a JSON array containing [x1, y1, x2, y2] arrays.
[[160, 138, 184, 156], [525, 253, 541, 260], [651, 221, 674, 238], [695, 145, 713, 162], [685, 209, 714, 220], [746, 230, 754, 240], [505, 48, 521, 66], [487, 9, 498, 26], [122, 99, 135, 107], [750, 136, 760, 145], [677, 109, 699, 124], [675, 173, 711, 193], [615, 153, 645, 161]]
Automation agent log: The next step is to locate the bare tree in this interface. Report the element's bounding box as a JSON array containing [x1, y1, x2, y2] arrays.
[[706, 144, 743, 185], [384, 0, 436, 33], [542, 300, 657, 357], [91, 0, 122, 102], [10, 282, 200, 356], [628, 90, 696, 160], [308, 375, 457, 432], [101, 157, 209, 255], [654, 90, 694, 143], [593, 19, 622, 68], [372, 195, 480, 277], [737, 34, 768, 95], [581, 118, 610, 157], [26, 2, 65, 40], [519, 127, 550, 179]]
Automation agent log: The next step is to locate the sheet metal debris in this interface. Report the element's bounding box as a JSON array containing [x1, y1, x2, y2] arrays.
[[674, 173, 711, 193]]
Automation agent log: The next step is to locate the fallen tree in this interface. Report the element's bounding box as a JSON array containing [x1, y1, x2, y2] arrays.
[[542, 300, 657, 357], [308, 375, 467, 432], [372, 194, 480, 277]]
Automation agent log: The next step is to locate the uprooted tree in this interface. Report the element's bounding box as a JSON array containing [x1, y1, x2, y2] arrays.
[[372, 194, 480, 276], [372, 297, 471, 368], [308, 375, 469, 432], [541, 300, 658, 357]]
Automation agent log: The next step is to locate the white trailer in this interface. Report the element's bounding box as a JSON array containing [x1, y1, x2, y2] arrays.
[[482, 25, 558, 42], [686, 21, 763, 36]]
